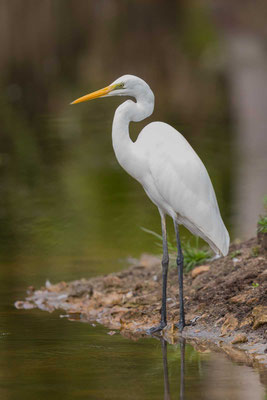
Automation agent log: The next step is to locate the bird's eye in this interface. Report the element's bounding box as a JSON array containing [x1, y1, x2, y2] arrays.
[[115, 82, 125, 89]]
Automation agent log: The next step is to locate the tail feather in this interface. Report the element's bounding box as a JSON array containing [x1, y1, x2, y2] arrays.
[[177, 215, 230, 256]]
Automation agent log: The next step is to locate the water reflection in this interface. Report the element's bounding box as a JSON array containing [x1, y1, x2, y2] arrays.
[[0, 303, 265, 400], [161, 339, 185, 400], [179, 339, 185, 400], [161, 339, 171, 400]]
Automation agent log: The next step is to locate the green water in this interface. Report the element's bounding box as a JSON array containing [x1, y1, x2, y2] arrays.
[[0, 71, 265, 400], [1, 271, 266, 400], [0, 100, 231, 267], [1, 305, 266, 399], [0, 200, 265, 400], [0, 2, 265, 397], [0, 65, 265, 400]]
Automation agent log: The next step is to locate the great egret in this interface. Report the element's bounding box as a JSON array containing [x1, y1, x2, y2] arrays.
[[71, 75, 229, 333]]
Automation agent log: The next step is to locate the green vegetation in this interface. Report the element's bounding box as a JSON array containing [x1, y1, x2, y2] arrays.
[[230, 250, 242, 259], [251, 282, 259, 288], [251, 246, 260, 258], [141, 227, 211, 272], [257, 196, 267, 233], [182, 241, 211, 272], [257, 216, 267, 233]]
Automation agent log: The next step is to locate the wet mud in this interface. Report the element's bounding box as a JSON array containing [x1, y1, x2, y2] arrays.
[[16, 237, 267, 368]]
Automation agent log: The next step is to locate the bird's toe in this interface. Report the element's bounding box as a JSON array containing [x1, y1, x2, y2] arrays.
[[146, 322, 167, 335], [175, 320, 186, 332]]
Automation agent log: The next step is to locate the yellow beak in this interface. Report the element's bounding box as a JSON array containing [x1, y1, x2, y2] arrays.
[[70, 85, 114, 105]]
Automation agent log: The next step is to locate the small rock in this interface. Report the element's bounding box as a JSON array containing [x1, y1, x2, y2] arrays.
[[168, 323, 177, 335], [14, 301, 24, 309], [125, 291, 133, 299], [139, 254, 161, 268], [103, 276, 122, 288], [259, 269, 267, 281], [240, 315, 253, 328], [100, 293, 122, 307], [229, 293, 248, 304], [14, 300, 35, 310], [57, 294, 68, 300], [191, 265, 210, 278], [232, 257, 240, 264], [134, 283, 143, 291], [27, 286, 35, 295], [215, 317, 225, 326], [252, 305, 267, 329], [247, 297, 259, 305], [220, 343, 249, 364], [231, 334, 248, 344], [221, 313, 239, 336], [107, 331, 116, 336], [45, 280, 52, 288]]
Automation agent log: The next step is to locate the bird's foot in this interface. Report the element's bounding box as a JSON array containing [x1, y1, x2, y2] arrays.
[[146, 321, 167, 335], [175, 320, 186, 332], [190, 315, 201, 325], [175, 315, 201, 332]]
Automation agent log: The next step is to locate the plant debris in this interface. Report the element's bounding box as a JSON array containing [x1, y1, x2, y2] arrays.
[[15, 237, 267, 367]]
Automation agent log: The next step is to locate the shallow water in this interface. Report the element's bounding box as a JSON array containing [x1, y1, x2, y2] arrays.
[[0, 256, 266, 399], [1, 307, 266, 399]]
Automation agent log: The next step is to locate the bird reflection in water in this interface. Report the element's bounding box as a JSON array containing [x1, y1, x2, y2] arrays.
[[161, 338, 185, 400]]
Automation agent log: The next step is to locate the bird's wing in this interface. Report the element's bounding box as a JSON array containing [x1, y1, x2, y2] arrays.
[[137, 122, 229, 255]]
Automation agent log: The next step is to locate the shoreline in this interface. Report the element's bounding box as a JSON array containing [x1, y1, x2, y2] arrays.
[[15, 237, 267, 369]]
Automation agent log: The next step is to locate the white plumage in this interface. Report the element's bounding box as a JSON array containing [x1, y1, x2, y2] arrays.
[[109, 75, 229, 257], [135, 121, 229, 256], [71, 74, 229, 332]]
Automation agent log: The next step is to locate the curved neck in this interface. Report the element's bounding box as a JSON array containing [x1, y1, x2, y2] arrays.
[[112, 89, 154, 179]]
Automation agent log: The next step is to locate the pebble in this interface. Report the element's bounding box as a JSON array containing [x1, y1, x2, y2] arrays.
[[191, 265, 210, 278], [252, 305, 267, 329], [221, 314, 238, 336], [231, 334, 248, 344]]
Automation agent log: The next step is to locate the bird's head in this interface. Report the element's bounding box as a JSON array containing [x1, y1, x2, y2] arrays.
[[71, 75, 152, 104]]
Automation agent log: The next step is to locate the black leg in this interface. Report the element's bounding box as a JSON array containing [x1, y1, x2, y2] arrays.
[[174, 220, 185, 331], [147, 212, 168, 335]]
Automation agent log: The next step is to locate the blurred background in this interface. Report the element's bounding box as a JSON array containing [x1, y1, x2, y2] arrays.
[[0, 0, 266, 282], [0, 2, 267, 399]]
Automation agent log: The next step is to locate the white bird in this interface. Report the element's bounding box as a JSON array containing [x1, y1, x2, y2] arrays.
[[71, 74, 229, 333]]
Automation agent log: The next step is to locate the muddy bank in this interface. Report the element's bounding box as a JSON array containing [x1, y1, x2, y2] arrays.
[[16, 237, 267, 368]]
